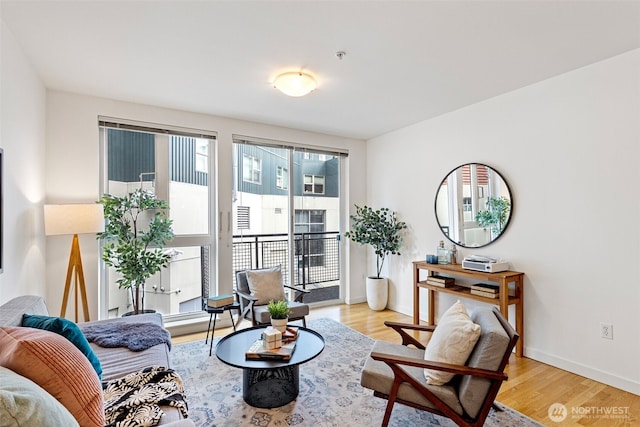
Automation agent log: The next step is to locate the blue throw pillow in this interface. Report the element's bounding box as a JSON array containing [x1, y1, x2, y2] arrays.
[[21, 314, 102, 380]]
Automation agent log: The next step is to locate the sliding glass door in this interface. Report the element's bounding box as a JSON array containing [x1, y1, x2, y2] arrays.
[[232, 139, 343, 304]]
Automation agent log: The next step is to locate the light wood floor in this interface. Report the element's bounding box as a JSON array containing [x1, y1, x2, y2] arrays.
[[173, 303, 639, 426]]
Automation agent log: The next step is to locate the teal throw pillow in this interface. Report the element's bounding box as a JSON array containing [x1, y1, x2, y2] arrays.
[[21, 314, 102, 380]]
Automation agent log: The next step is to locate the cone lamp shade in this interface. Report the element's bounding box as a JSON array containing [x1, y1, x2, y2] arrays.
[[273, 72, 317, 97]]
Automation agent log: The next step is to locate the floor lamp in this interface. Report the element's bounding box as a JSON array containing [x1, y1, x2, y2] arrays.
[[44, 204, 105, 322]]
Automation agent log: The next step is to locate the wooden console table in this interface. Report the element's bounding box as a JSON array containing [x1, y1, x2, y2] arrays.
[[413, 261, 525, 356]]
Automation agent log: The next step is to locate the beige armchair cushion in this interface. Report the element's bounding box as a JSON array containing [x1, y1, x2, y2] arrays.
[[246, 266, 286, 305], [423, 300, 481, 385]]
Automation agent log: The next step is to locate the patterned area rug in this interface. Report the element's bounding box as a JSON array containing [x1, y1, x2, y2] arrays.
[[172, 318, 542, 427]]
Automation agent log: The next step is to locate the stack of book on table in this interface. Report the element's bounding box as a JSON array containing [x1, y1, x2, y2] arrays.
[[245, 327, 299, 361], [425, 275, 455, 288], [470, 283, 499, 299], [207, 294, 235, 308]]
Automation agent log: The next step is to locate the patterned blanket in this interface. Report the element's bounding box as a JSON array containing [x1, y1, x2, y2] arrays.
[[103, 366, 189, 427]]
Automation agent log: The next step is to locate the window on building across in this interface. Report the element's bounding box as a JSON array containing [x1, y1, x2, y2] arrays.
[[243, 154, 261, 184], [195, 139, 208, 173], [276, 166, 288, 189], [304, 175, 324, 194]]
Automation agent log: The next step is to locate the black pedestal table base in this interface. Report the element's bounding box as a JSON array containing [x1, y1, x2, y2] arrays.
[[243, 365, 299, 408]]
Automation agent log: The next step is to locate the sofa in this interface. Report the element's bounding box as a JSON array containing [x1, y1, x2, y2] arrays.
[[0, 295, 195, 427]]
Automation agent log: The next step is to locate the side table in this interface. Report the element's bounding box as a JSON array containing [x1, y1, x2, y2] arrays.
[[205, 302, 240, 356]]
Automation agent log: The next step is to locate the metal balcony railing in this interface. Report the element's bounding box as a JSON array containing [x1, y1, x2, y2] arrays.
[[232, 231, 340, 289]]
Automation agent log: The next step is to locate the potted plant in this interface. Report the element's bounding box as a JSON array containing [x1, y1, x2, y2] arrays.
[[475, 196, 511, 238], [267, 299, 291, 332], [344, 205, 407, 310], [97, 188, 174, 315]]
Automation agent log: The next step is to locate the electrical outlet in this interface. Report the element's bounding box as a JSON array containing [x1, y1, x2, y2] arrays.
[[600, 323, 613, 340]]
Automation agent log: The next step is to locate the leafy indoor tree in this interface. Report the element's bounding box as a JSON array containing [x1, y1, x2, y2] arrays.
[[97, 189, 174, 315], [475, 196, 511, 237], [345, 205, 407, 279]]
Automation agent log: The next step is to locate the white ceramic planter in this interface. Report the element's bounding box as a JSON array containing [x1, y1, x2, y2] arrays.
[[366, 277, 388, 311], [271, 317, 288, 333]]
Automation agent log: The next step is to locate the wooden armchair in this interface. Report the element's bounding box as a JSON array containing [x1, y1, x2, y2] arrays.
[[235, 267, 310, 327], [360, 307, 518, 427]]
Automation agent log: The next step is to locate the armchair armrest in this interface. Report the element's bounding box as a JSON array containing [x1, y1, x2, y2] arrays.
[[234, 289, 259, 304], [284, 284, 310, 302], [370, 351, 508, 382], [384, 321, 436, 349], [284, 284, 310, 293]]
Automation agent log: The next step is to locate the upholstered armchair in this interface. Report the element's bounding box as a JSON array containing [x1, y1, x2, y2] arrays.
[[235, 266, 310, 327], [360, 305, 518, 427]]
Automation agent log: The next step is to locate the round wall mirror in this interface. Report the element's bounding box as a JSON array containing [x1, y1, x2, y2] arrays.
[[434, 163, 512, 248]]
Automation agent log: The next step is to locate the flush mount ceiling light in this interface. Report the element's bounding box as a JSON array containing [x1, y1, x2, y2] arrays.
[[273, 71, 317, 97]]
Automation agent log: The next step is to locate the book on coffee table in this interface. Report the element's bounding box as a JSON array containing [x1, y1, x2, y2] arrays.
[[246, 338, 297, 361], [282, 326, 299, 343]]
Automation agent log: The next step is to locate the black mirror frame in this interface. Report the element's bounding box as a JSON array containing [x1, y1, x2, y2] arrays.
[[434, 163, 513, 249]]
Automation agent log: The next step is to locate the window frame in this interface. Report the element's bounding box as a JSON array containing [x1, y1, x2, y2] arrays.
[[98, 117, 217, 322]]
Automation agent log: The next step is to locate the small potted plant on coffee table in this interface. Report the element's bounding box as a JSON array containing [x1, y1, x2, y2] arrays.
[[267, 299, 291, 333]]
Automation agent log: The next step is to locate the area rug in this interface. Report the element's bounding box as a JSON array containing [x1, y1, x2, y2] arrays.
[[171, 318, 542, 427]]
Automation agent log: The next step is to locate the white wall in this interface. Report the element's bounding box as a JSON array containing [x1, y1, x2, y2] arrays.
[[45, 91, 367, 319], [0, 20, 47, 304], [366, 49, 640, 394]]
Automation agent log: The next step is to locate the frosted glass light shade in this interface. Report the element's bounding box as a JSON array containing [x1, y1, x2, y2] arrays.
[[273, 72, 317, 97], [44, 204, 105, 236]]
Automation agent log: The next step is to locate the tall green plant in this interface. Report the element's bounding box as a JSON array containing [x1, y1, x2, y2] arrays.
[[345, 205, 407, 279], [475, 196, 511, 237], [97, 189, 174, 314]]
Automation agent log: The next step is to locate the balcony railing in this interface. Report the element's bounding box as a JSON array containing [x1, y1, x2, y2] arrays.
[[232, 231, 340, 289]]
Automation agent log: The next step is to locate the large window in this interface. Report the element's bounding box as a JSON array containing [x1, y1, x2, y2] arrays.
[[99, 118, 216, 319]]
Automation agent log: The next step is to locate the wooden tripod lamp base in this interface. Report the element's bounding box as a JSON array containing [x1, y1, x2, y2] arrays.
[[60, 234, 90, 322], [44, 203, 104, 323]]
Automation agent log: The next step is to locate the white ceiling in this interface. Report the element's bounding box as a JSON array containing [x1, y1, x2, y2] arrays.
[[2, 1, 639, 140]]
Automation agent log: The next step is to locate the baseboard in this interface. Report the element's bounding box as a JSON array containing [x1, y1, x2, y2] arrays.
[[166, 313, 234, 337], [525, 346, 640, 396], [345, 296, 367, 305]]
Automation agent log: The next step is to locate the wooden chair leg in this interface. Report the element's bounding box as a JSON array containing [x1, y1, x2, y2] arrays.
[[381, 378, 401, 427]]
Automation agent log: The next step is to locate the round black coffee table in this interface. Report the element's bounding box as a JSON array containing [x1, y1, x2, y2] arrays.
[[215, 325, 324, 408]]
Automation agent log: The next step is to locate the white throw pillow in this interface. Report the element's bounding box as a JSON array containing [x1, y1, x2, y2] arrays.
[[246, 266, 286, 305], [0, 366, 80, 427], [423, 300, 481, 385]]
